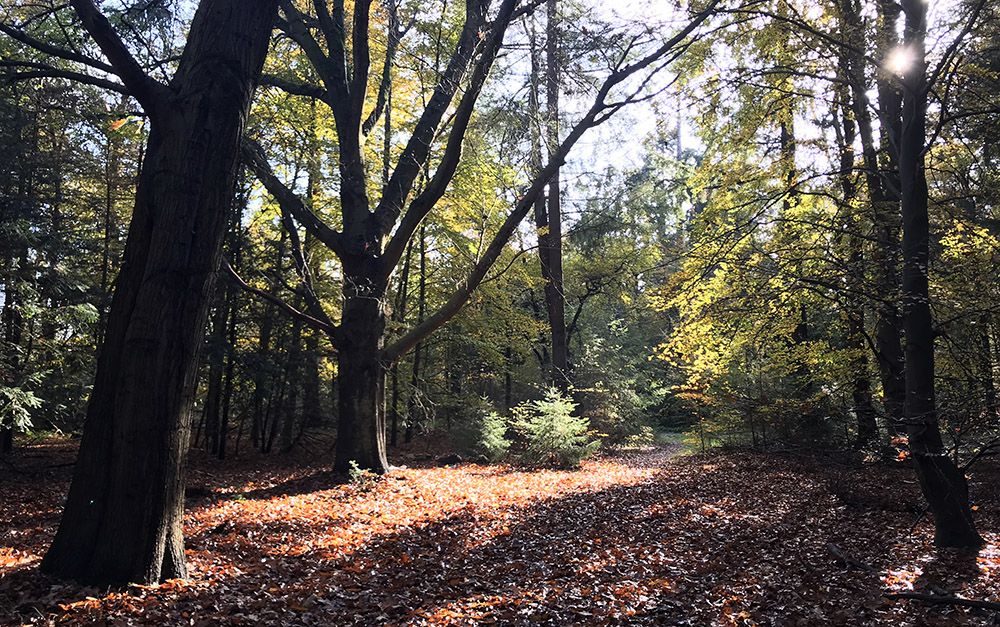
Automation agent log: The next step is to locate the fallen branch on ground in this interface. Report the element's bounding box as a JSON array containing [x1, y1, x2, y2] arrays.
[[827, 543, 877, 573]]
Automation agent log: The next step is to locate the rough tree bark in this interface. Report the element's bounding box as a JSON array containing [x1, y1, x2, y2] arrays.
[[39, 0, 278, 584]]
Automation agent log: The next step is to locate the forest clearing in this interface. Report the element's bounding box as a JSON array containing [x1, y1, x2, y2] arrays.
[[1, 0, 999, 624], [1, 439, 997, 625]]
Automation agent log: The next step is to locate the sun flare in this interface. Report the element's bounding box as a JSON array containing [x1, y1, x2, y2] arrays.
[[885, 46, 916, 74]]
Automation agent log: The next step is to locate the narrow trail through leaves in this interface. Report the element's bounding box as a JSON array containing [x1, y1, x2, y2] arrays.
[[1, 443, 998, 625]]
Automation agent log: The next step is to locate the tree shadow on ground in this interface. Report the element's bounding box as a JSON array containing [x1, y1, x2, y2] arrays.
[[234, 469, 348, 501], [3, 453, 997, 626]]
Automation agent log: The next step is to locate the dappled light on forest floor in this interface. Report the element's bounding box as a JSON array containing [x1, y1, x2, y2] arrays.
[[2, 444, 998, 625]]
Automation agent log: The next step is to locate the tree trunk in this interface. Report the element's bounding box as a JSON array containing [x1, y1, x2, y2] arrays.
[[203, 291, 228, 454], [41, 0, 277, 585], [390, 242, 412, 447], [405, 227, 427, 445], [301, 330, 323, 427], [251, 232, 285, 451], [1, 247, 25, 456], [873, 0, 907, 433], [334, 266, 389, 472], [898, 0, 982, 548], [97, 124, 119, 349], [833, 50, 878, 446], [279, 314, 303, 453], [219, 303, 237, 460], [837, 0, 906, 435], [1, 102, 32, 455], [982, 314, 997, 419], [218, 214, 242, 460], [529, 5, 569, 390], [544, 0, 569, 390]]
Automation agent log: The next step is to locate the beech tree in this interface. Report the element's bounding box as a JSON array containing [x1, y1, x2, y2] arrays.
[[239, 0, 721, 472], [1, 0, 279, 583]]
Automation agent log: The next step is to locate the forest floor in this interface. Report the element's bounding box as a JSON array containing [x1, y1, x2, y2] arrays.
[[1, 438, 999, 626]]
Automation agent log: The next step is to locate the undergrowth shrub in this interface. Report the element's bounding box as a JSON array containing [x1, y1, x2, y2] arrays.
[[514, 388, 600, 468], [478, 410, 511, 462]]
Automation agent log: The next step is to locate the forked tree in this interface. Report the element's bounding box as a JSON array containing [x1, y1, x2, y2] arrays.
[[1, 0, 279, 583], [239, 0, 721, 473]]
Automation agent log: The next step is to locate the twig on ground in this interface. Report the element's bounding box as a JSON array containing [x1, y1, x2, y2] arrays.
[[828, 543, 878, 574]]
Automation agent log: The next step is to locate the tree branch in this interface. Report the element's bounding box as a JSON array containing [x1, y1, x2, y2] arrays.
[[242, 139, 347, 259], [373, 0, 491, 234], [361, 2, 412, 136], [260, 73, 326, 99], [224, 258, 341, 343], [0, 21, 114, 73], [277, 206, 339, 332], [379, 0, 720, 363], [379, 0, 519, 279], [69, 0, 169, 109], [0, 60, 128, 94], [349, 0, 372, 131], [277, 2, 344, 103]]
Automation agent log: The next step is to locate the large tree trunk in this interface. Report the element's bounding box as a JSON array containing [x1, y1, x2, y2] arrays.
[[898, 0, 982, 548], [41, 0, 277, 585], [334, 262, 389, 473]]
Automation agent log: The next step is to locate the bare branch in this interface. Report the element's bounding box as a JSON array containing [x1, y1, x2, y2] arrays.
[[0, 60, 128, 94], [926, 0, 989, 91], [224, 258, 341, 343], [373, 0, 491, 233], [379, 0, 520, 279], [242, 139, 347, 259], [380, 0, 720, 363], [277, 206, 339, 332], [69, 0, 169, 109]]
